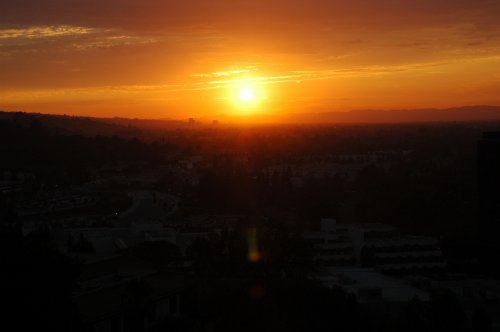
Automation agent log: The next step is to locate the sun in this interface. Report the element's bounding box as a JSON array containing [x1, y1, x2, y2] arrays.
[[239, 88, 254, 101], [227, 83, 268, 117]]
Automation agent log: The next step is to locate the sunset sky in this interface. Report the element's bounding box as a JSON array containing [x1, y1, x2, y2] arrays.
[[1, 0, 500, 120]]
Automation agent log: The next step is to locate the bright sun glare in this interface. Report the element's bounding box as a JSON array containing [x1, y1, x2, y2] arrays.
[[239, 88, 254, 101], [229, 83, 267, 116]]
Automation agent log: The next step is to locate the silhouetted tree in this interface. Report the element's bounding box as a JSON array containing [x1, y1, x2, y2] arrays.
[[429, 288, 466, 331], [1, 228, 81, 331]]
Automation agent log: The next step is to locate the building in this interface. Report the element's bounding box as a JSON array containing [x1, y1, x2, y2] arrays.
[[75, 261, 194, 332], [352, 223, 446, 274], [478, 132, 500, 237], [304, 219, 446, 274], [303, 218, 356, 267], [316, 267, 430, 303]]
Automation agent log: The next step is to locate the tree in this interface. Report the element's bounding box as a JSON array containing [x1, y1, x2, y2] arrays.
[[1, 228, 82, 331], [429, 288, 466, 331], [125, 240, 181, 266]]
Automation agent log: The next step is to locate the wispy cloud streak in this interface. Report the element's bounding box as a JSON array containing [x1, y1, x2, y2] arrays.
[[175, 59, 478, 92]]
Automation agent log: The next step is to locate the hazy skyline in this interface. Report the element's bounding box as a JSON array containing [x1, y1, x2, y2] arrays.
[[1, 0, 500, 120]]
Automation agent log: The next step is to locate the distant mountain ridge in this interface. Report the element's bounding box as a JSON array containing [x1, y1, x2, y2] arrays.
[[1, 105, 500, 135], [288, 105, 500, 123], [0, 111, 119, 135], [0, 111, 187, 138]]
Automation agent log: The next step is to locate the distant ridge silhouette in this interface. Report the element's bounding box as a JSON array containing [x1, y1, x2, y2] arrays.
[[288, 105, 500, 123], [2, 105, 500, 130]]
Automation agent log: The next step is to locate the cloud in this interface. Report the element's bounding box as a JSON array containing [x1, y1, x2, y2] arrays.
[[0, 24, 162, 56], [0, 25, 96, 40], [171, 60, 450, 92], [191, 68, 255, 78], [1, 0, 499, 33]]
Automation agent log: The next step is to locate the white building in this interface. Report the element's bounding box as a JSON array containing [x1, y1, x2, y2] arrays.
[[350, 223, 446, 274], [317, 267, 430, 303], [304, 220, 446, 274], [303, 218, 356, 266]]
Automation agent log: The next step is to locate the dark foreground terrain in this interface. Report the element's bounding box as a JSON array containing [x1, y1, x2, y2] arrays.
[[2, 112, 500, 331]]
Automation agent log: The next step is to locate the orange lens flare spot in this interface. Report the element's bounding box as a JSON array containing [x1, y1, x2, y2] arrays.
[[248, 250, 260, 263], [247, 227, 260, 263], [248, 284, 266, 300]]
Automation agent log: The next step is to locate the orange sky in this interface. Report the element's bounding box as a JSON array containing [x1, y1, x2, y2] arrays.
[[1, 0, 500, 121]]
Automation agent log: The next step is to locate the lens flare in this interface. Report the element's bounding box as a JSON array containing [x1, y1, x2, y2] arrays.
[[247, 227, 260, 263]]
